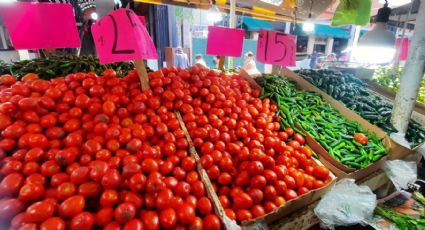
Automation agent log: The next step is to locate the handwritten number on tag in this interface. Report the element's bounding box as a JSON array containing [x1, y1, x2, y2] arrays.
[[109, 15, 135, 54]]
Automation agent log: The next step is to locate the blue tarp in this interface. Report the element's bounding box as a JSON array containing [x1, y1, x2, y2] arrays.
[[294, 23, 350, 39], [242, 16, 274, 32]]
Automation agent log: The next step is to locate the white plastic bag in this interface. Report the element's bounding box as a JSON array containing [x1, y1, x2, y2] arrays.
[[383, 160, 417, 191], [314, 179, 377, 229]]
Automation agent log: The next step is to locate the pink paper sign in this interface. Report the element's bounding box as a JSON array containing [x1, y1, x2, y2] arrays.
[[206, 26, 244, 57], [256, 29, 296, 66], [91, 9, 158, 64], [0, 2, 80, 49]]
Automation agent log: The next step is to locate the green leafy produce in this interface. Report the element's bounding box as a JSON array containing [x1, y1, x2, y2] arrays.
[[259, 74, 387, 170], [298, 69, 425, 148], [373, 66, 425, 104], [375, 206, 425, 230], [7, 55, 138, 79], [413, 192, 425, 207], [0, 60, 12, 75]]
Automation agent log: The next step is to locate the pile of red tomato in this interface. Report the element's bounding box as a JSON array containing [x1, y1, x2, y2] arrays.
[[150, 65, 332, 224], [0, 69, 222, 230]]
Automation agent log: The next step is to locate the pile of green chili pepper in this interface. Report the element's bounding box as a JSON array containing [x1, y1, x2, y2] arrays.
[[258, 75, 388, 170], [4, 55, 142, 79], [298, 69, 425, 148]]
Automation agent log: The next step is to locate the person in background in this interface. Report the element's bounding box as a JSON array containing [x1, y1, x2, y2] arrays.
[[174, 47, 189, 69], [242, 52, 260, 75], [195, 54, 207, 67], [309, 51, 318, 69], [212, 56, 221, 69]]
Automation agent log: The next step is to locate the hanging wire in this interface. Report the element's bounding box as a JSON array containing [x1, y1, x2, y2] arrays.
[[308, 0, 313, 18]]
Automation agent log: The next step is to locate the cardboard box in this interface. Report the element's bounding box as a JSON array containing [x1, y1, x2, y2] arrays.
[[175, 109, 336, 229]]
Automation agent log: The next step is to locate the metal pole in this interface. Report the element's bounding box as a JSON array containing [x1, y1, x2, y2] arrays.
[[391, 0, 425, 134], [228, 0, 236, 69]]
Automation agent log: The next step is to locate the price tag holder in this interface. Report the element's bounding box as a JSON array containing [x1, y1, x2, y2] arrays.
[[256, 29, 296, 66], [206, 26, 244, 57], [92, 9, 158, 91], [0, 2, 80, 49]]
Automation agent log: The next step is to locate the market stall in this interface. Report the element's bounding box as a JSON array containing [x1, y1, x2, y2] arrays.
[[0, 0, 425, 230]]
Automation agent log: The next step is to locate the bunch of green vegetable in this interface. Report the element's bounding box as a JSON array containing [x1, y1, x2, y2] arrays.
[[373, 66, 425, 104], [298, 69, 425, 148], [258, 74, 387, 170], [0, 60, 12, 75], [375, 207, 425, 230], [7, 55, 137, 79]]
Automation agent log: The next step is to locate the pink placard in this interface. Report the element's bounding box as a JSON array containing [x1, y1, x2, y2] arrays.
[[0, 2, 80, 49], [206, 26, 244, 57], [256, 29, 296, 66], [395, 37, 409, 61], [91, 9, 158, 64]]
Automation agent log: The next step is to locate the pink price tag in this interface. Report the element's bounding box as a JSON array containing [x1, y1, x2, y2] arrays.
[[206, 26, 244, 57], [256, 29, 296, 66], [0, 2, 80, 49], [91, 9, 158, 64]]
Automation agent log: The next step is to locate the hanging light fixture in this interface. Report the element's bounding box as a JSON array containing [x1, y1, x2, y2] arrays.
[[207, 5, 223, 23], [355, 0, 396, 64], [302, 0, 315, 32]]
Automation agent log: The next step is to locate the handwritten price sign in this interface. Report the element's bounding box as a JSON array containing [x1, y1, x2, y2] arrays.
[[206, 26, 244, 57], [91, 9, 158, 64], [256, 29, 296, 66], [0, 2, 80, 49]]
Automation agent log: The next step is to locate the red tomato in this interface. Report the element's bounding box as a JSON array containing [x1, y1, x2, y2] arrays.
[[293, 133, 305, 145], [203, 214, 221, 230], [236, 209, 252, 222], [19, 183, 45, 201], [114, 202, 136, 223], [96, 207, 114, 226], [40, 217, 65, 230], [59, 195, 85, 218], [159, 208, 177, 229], [70, 212, 94, 230], [141, 210, 159, 230], [0, 172, 24, 196], [25, 200, 55, 222], [354, 133, 368, 145], [56, 182, 76, 201], [100, 189, 119, 207], [177, 203, 196, 225], [123, 219, 144, 230], [312, 166, 330, 180], [250, 205, 266, 218], [197, 197, 213, 215]]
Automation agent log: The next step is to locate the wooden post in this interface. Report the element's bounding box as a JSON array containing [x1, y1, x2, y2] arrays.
[[218, 56, 225, 71], [134, 60, 150, 91]]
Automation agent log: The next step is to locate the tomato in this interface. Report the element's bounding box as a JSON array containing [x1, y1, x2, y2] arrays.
[[78, 182, 101, 197], [284, 189, 298, 201], [203, 214, 221, 230], [197, 197, 212, 215], [264, 185, 277, 201], [123, 219, 144, 230], [250, 205, 266, 218], [25, 200, 55, 222], [128, 173, 147, 192], [159, 208, 177, 229], [0, 172, 24, 196], [236, 209, 252, 222], [293, 133, 305, 145], [101, 169, 121, 189], [141, 210, 159, 230], [56, 182, 76, 201], [114, 202, 136, 223], [354, 133, 368, 145], [59, 195, 85, 218], [19, 183, 45, 201], [96, 207, 114, 226], [40, 217, 65, 230], [312, 166, 330, 180], [70, 166, 90, 184], [264, 201, 278, 213], [177, 203, 196, 225], [313, 179, 325, 189], [283, 175, 296, 190], [0, 199, 25, 221], [250, 175, 267, 189], [156, 189, 173, 210], [285, 127, 294, 137], [100, 189, 119, 207]]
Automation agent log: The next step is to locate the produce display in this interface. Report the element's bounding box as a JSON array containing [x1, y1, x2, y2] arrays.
[[156, 65, 332, 224], [374, 191, 425, 230], [259, 75, 388, 170], [373, 66, 425, 104], [0, 70, 222, 229], [0, 60, 12, 75], [4, 55, 136, 79], [298, 69, 425, 148]]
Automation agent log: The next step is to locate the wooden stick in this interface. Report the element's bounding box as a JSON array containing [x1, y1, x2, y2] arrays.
[[134, 59, 150, 91], [218, 56, 225, 71]]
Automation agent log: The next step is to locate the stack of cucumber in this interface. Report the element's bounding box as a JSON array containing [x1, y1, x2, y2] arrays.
[[298, 69, 425, 148], [258, 75, 388, 170]]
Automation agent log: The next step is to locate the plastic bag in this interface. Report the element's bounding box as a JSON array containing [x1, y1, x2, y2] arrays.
[[331, 0, 372, 26], [314, 179, 377, 229], [383, 160, 417, 191]]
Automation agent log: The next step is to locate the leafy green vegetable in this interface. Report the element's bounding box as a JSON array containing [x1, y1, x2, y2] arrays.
[[375, 206, 425, 230]]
